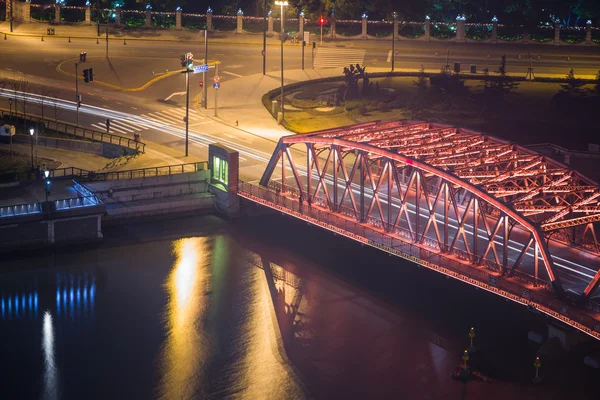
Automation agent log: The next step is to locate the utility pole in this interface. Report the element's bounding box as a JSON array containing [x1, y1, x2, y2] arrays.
[[262, 0, 267, 75], [75, 62, 80, 126], [203, 29, 208, 109]]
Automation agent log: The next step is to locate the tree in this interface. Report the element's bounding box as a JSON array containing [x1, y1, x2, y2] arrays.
[[489, 54, 519, 100], [560, 68, 586, 96]]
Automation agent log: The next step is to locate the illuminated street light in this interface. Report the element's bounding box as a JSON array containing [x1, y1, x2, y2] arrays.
[[29, 128, 34, 170], [275, 1, 288, 121], [44, 170, 51, 203]]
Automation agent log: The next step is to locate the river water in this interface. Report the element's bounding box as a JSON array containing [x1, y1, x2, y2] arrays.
[[1, 214, 599, 400]]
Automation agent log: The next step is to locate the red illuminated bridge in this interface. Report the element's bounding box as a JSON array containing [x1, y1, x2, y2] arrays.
[[237, 120, 600, 339]]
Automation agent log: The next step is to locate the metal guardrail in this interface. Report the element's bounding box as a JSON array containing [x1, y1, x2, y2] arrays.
[[0, 110, 146, 153], [88, 162, 207, 181], [0, 202, 42, 218], [238, 181, 600, 338], [1, 162, 207, 183]]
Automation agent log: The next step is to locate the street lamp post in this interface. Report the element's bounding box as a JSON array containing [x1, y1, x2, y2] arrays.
[[44, 170, 50, 203], [29, 128, 34, 170], [97, 0, 100, 36], [392, 12, 397, 71], [275, 1, 288, 121], [262, 0, 267, 75], [9, 0, 13, 32]]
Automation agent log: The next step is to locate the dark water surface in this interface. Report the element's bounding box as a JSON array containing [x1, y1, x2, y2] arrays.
[[1, 214, 599, 400]]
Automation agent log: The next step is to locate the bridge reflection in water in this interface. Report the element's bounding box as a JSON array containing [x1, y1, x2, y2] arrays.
[[239, 120, 600, 340]]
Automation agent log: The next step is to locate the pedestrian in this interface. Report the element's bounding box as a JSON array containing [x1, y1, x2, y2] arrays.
[[106, 118, 110, 133]]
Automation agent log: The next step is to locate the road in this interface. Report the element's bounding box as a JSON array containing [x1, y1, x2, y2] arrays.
[[1, 36, 599, 296]]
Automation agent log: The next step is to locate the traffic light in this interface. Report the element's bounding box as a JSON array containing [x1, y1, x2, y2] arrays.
[[319, 17, 325, 25], [186, 53, 194, 69], [199, 81, 203, 87], [180, 55, 186, 68], [83, 68, 94, 83], [312, 42, 316, 49]]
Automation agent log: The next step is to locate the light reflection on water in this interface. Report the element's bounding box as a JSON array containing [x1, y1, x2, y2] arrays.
[[42, 311, 59, 400], [157, 237, 211, 400]]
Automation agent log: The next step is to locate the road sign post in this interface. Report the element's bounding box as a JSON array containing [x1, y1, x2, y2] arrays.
[[214, 63, 219, 117]]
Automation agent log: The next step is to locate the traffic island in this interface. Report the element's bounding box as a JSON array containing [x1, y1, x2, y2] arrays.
[[262, 71, 600, 150]]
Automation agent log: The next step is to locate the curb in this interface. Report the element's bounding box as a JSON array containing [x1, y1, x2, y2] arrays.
[[55, 56, 183, 91]]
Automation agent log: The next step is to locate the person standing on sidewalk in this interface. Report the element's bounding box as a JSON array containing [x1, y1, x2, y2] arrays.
[[106, 118, 110, 134]]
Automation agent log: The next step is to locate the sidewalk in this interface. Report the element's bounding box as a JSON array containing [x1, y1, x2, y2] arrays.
[[3, 21, 599, 56]]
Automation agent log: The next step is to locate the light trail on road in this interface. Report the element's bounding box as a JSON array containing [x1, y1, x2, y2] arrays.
[[1, 89, 596, 291]]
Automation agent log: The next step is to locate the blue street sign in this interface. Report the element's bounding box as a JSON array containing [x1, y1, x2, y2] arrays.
[[193, 64, 209, 73], [213, 82, 221, 90]]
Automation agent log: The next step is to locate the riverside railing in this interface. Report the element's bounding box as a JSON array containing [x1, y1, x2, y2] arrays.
[[238, 181, 600, 339], [0, 162, 208, 183], [0, 202, 42, 218], [0, 110, 146, 153]]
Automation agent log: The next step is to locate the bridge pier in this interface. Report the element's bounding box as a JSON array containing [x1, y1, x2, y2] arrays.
[[209, 143, 240, 218]]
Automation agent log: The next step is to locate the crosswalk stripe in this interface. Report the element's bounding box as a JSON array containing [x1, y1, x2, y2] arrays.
[[107, 125, 130, 135], [146, 114, 178, 125], [91, 123, 106, 131], [155, 110, 202, 122], [153, 112, 182, 124], [313, 48, 366, 69], [110, 120, 140, 132]]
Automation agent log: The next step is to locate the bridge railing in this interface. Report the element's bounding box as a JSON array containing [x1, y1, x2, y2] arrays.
[[239, 181, 600, 337], [0, 109, 146, 153]]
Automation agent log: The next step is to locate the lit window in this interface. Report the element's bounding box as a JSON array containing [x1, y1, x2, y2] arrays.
[[212, 156, 228, 185]]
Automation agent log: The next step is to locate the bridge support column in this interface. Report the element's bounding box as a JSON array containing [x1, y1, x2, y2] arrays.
[[208, 143, 240, 218]]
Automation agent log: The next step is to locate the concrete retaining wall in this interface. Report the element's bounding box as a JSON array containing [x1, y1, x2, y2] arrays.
[[12, 135, 137, 158], [0, 202, 105, 252], [85, 170, 211, 203], [82, 170, 214, 222]]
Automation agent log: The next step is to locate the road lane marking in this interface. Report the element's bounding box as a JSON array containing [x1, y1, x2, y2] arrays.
[[164, 91, 186, 101], [222, 71, 243, 77], [131, 106, 138, 110]]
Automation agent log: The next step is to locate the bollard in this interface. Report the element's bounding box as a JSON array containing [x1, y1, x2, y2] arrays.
[[68, 37, 71, 43], [468, 327, 476, 353], [533, 356, 542, 383], [462, 349, 469, 370], [124, 39, 127, 45], [567, 56, 571, 61], [4, 34, 6, 40], [235, 120, 239, 126], [41, 36, 44, 42], [96, 37, 99, 44]]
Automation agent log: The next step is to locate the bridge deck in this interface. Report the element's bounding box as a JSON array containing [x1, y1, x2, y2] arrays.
[[238, 181, 600, 340]]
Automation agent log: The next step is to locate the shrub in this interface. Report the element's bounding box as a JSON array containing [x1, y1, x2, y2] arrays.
[[377, 102, 390, 112], [344, 99, 369, 111], [357, 105, 368, 115]]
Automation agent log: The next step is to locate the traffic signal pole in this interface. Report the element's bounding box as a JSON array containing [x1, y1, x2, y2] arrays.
[[75, 62, 80, 126], [203, 29, 208, 110], [185, 69, 189, 156]]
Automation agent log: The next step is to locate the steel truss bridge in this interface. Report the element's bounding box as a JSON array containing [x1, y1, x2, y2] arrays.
[[238, 120, 600, 340]]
